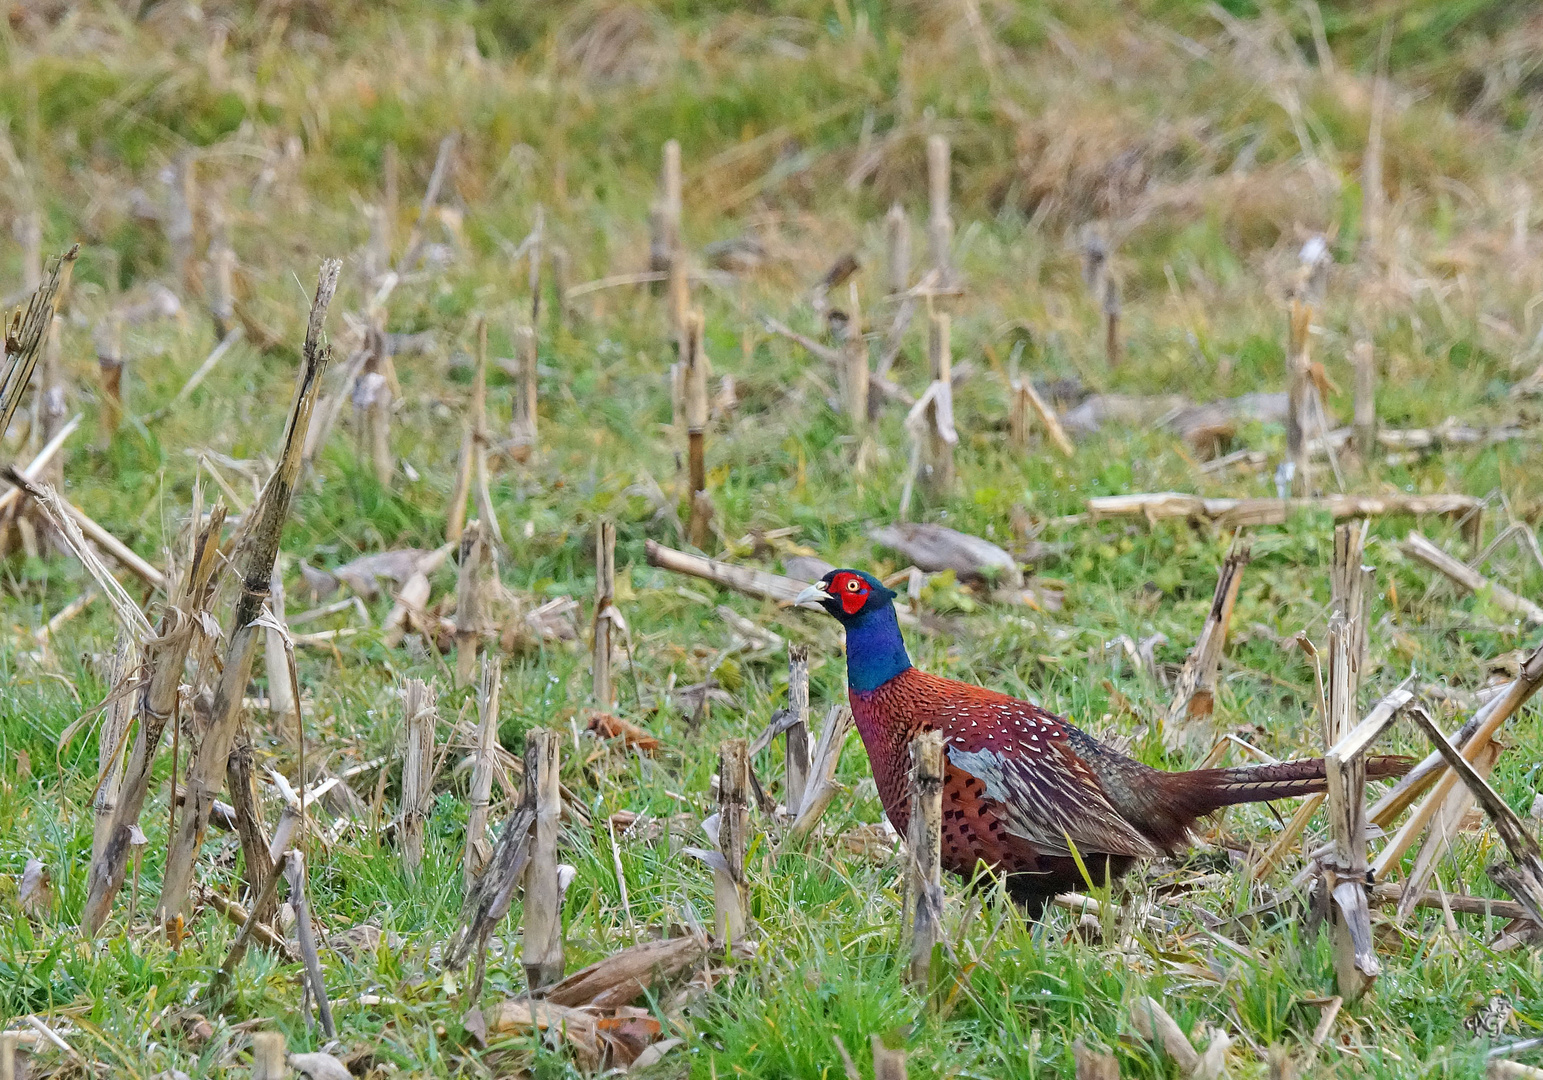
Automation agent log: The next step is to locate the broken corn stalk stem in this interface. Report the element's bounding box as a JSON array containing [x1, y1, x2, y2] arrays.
[[905, 730, 944, 987], [156, 260, 340, 927]]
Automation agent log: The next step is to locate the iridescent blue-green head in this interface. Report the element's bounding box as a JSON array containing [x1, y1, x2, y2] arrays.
[[795, 569, 911, 692]]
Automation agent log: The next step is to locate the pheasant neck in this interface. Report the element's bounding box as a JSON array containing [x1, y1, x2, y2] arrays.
[[843, 603, 912, 692]]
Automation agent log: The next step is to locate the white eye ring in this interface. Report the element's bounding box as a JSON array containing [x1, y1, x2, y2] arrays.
[[846, 580, 861, 591]]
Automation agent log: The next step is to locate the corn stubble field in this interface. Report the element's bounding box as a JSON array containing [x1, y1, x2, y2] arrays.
[[5, 0, 1543, 1076]]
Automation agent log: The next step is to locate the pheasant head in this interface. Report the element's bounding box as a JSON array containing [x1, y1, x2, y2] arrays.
[[796, 569, 912, 692]]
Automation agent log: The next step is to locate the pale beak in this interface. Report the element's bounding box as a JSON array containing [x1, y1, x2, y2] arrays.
[[793, 582, 832, 608]]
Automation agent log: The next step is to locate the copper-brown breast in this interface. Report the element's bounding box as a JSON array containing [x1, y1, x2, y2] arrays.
[[851, 669, 1057, 879], [939, 764, 1048, 878]]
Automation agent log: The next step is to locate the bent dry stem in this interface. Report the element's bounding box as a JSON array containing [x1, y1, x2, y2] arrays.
[[155, 259, 340, 927]]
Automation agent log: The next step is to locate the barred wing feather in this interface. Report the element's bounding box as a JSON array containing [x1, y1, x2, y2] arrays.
[[947, 740, 1160, 859]]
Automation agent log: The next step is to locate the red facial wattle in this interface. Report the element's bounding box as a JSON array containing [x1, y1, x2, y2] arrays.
[[833, 573, 869, 615]]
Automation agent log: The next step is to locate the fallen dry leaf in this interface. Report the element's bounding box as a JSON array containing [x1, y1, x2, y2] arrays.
[[596, 1009, 663, 1065], [484, 999, 603, 1070], [1129, 995, 1200, 1074], [178, 1012, 214, 1046], [588, 712, 661, 755], [328, 923, 401, 961], [332, 549, 435, 599], [606, 810, 699, 845], [502, 596, 581, 651], [1073, 1039, 1120, 1080], [288, 1051, 352, 1080], [628, 1036, 685, 1073], [1307, 360, 1340, 398], [18, 858, 51, 918], [485, 964, 693, 1070], [840, 822, 899, 861]]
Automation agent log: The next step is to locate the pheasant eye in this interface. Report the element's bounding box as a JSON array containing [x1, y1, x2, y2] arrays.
[[846, 580, 861, 592]]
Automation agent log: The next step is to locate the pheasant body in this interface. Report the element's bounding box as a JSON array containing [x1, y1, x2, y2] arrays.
[[800, 568, 1408, 911]]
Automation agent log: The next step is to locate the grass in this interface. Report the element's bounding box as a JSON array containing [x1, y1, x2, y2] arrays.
[[3, 0, 1543, 1075]]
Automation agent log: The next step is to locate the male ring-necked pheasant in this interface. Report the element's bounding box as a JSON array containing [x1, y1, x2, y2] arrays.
[[795, 568, 1408, 911]]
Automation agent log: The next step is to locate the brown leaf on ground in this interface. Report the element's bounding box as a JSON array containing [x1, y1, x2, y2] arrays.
[[288, 1051, 352, 1080], [299, 560, 340, 599], [503, 596, 581, 652], [329, 923, 402, 961], [1308, 360, 1339, 398], [841, 822, 899, 861], [164, 1010, 214, 1047], [596, 1010, 664, 1064], [607, 810, 699, 844], [1074, 1038, 1120, 1080], [588, 713, 661, 754], [18, 858, 51, 918], [484, 999, 671, 1071], [629, 1037, 686, 1072], [332, 549, 434, 599], [1128, 996, 1200, 1074]]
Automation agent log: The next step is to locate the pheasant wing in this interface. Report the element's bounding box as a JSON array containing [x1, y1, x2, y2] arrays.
[[947, 731, 1160, 860], [892, 670, 1161, 860]]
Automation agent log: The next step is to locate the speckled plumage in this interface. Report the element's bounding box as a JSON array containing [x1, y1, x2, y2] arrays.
[[849, 667, 1331, 905], [802, 568, 1409, 910]]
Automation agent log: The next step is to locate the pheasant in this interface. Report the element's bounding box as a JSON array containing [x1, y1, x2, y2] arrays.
[[795, 568, 1408, 911]]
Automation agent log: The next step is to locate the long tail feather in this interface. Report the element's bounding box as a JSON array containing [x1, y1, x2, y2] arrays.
[[1192, 754, 1411, 809], [1129, 754, 1412, 852]]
